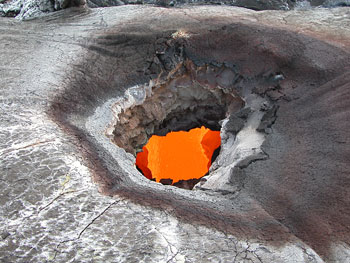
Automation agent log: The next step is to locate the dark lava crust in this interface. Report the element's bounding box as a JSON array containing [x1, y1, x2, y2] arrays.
[[49, 15, 350, 261]]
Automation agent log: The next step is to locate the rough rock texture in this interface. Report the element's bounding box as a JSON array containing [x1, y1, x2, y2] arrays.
[[1, 5, 350, 263], [85, 0, 343, 9], [85, 0, 295, 9], [323, 0, 350, 7], [87, 0, 125, 7], [1, 0, 348, 19], [111, 61, 241, 154], [0, 0, 85, 19]]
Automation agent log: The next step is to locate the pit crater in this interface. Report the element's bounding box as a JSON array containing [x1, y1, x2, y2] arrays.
[[106, 58, 275, 191], [48, 19, 350, 259]]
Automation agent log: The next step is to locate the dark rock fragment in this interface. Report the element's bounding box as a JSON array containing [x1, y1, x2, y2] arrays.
[[225, 115, 245, 134], [252, 85, 277, 96], [159, 178, 173, 185], [322, 0, 350, 7], [87, 0, 125, 7], [228, 167, 245, 191], [173, 178, 201, 190], [236, 107, 252, 119], [1, 231, 10, 240], [257, 105, 279, 133], [225, 107, 252, 134]]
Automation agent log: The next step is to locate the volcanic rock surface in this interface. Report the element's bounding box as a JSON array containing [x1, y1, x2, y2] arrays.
[[1, 0, 349, 19], [0, 5, 350, 263], [0, 0, 85, 19]]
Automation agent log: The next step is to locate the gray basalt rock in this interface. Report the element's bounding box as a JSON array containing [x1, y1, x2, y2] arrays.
[[17, 0, 55, 19], [323, 0, 350, 6], [85, 0, 296, 9], [87, 0, 125, 7], [1, 0, 339, 19], [84, 0, 349, 9], [0, 5, 350, 263], [257, 105, 279, 133], [0, 0, 22, 17], [0, 0, 85, 18], [225, 107, 252, 134]]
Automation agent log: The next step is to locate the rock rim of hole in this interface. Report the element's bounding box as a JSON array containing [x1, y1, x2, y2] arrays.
[[96, 56, 280, 191]]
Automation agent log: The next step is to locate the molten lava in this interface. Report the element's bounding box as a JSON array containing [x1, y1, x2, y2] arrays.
[[136, 126, 221, 184]]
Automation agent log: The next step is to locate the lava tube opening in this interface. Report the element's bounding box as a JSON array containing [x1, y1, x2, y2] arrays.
[[136, 126, 221, 188]]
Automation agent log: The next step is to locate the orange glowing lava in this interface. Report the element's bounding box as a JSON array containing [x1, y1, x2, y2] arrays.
[[136, 126, 221, 184]]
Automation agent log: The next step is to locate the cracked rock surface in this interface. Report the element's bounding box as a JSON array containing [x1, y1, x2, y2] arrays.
[[1, 5, 350, 263], [0, 0, 85, 19], [1, 0, 349, 20]]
